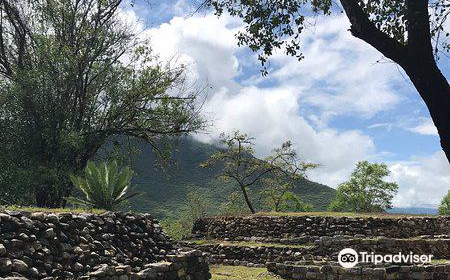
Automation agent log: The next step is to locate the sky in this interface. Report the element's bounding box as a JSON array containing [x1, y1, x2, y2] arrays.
[[121, 0, 450, 208]]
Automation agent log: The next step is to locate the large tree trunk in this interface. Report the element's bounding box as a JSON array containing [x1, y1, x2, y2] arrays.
[[404, 61, 450, 163]]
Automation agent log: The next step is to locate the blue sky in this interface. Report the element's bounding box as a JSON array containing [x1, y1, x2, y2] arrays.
[[121, 0, 450, 207]]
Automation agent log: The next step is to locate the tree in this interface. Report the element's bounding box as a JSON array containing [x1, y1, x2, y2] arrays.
[[260, 178, 294, 212], [438, 190, 450, 215], [260, 178, 313, 212], [66, 161, 137, 211], [201, 131, 316, 214], [203, 0, 450, 166], [329, 161, 398, 213], [278, 192, 313, 212], [218, 191, 251, 215], [0, 0, 205, 207]]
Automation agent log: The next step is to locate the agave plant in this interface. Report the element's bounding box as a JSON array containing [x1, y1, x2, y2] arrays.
[[66, 161, 137, 211]]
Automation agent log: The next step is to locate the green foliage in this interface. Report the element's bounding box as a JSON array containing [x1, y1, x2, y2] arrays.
[[278, 192, 313, 212], [160, 218, 187, 241], [260, 179, 294, 212], [65, 161, 137, 211], [438, 190, 450, 215], [123, 137, 335, 217], [201, 131, 317, 214], [206, 0, 450, 73], [160, 189, 213, 240], [329, 161, 398, 213], [0, 0, 204, 207], [218, 191, 251, 216]]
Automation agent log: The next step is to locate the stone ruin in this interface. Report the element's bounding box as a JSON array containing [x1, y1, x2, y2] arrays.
[[1, 210, 449, 280], [184, 215, 450, 280], [0, 210, 211, 280]]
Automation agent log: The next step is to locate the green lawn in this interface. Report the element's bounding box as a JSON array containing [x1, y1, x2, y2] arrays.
[[210, 266, 280, 280]]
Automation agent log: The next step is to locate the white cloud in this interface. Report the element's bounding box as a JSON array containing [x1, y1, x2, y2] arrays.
[[407, 118, 439, 136], [255, 16, 403, 120], [123, 8, 450, 208], [197, 86, 375, 190], [142, 14, 242, 92], [390, 151, 450, 207]]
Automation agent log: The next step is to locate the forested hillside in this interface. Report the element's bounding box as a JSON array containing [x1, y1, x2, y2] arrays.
[[124, 138, 336, 218]]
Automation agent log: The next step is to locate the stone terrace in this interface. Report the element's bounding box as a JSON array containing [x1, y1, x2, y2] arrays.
[[184, 214, 450, 280]]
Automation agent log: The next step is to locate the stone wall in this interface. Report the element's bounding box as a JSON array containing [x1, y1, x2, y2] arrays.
[[0, 210, 211, 280], [182, 243, 311, 267], [193, 216, 450, 239], [84, 250, 210, 280], [183, 236, 450, 266], [267, 262, 450, 280], [313, 236, 450, 259]]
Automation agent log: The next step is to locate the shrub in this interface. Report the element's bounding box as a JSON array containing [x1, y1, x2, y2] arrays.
[[438, 190, 450, 215]]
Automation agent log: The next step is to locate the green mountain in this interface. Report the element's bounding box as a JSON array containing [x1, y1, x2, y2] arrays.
[[125, 137, 336, 218]]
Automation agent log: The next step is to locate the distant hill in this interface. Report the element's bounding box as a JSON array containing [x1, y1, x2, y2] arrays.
[[388, 207, 438, 215], [121, 137, 336, 218]]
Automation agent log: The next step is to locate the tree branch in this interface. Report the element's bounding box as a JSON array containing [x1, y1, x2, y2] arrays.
[[406, 0, 433, 60], [339, 0, 408, 65]]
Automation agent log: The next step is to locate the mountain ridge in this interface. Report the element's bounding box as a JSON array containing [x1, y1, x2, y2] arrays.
[[124, 137, 336, 218]]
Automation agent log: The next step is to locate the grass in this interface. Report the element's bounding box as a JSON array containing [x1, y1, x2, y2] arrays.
[[431, 259, 450, 265], [210, 265, 280, 280], [190, 239, 313, 249], [253, 211, 438, 218], [2, 205, 106, 214]]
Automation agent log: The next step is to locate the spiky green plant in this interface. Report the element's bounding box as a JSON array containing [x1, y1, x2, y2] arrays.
[[65, 161, 137, 211]]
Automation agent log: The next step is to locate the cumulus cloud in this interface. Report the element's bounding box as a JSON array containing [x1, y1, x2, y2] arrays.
[[249, 16, 403, 120], [390, 151, 450, 207], [407, 118, 439, 136], [195, 86, 375, 187], [141, 13, 378, 187], [142, 14, 242, 92], [121, 6, 450, 207]]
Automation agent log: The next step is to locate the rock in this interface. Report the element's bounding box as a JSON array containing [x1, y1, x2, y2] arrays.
[[44, 228, 55, 238], [11, 259, 28, 273], [74, 246, 84, 254], [30, 212, 46, 221], [27, 267, 40, 278], [0, 244, 6, 257], [0, 258, 12, 272], [73, 262, 84, 272], [45, 214, 59, 224]]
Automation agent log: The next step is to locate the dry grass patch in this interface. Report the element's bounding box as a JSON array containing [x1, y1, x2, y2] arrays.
[[253, 211, 437, 218], [190, 239, 313, 249], [431, 259, 450, 264], [2, 205, 105, 214], [210, 265, 280, 280]]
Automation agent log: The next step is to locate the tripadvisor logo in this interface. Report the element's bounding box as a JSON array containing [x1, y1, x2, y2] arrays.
[[338, 248, 433, 268], [338, 248, 359, 268]]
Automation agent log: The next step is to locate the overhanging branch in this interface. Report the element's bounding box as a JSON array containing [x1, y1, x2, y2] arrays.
[[339, 0, 408, 66]]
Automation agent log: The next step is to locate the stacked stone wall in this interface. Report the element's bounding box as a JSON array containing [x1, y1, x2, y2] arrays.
[[267, 262, 450, 280], [193, 216, 450, 240], [0, 210, 211, 280]]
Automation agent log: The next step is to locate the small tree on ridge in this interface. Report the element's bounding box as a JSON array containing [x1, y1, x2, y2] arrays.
[[201, 131, 317, 214]]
